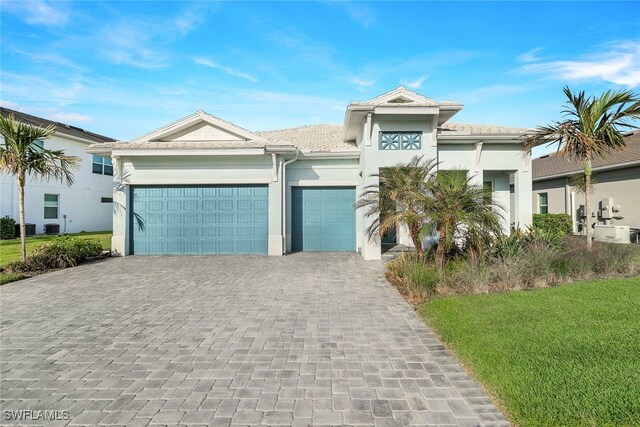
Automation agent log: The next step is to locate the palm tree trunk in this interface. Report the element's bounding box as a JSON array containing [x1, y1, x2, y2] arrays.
[[18, 170, 27, 262], [436, 225, 447, 269], [584, 159, 593, 251], [410, 223, 423, 256]]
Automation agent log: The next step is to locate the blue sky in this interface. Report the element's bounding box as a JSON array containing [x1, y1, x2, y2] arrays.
[[1, 1, 639, 156]]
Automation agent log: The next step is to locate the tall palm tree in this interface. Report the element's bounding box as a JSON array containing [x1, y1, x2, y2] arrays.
[[0, 114, 80, 261], [356, 156, 436, 255], [423, 170, 505, 268], [524, 87, 640, 250]]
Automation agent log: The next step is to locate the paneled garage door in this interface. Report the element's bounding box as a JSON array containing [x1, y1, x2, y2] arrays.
[[131, 185, 268, 254], [291, 186, 356, 252]]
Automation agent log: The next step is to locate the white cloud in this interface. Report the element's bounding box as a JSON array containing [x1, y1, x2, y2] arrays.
[[49, 112, 94, 123], [517, 48, 543, 63], [174, 4, 210, 36], [1, 0, 69, 26], [100, 24, 169, 69], [351, 77, 375, 92], [402, 76, 427, 89], [193, 57, 258, 82], [339, 3, 377, 29], [517, 41, 640, 87]]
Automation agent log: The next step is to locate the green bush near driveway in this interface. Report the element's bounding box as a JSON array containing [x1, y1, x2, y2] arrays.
[[532, 213, 573, 236], [6, 235, 103, 272], [419, 277, 640, 426], [0, 231, 111, 285]]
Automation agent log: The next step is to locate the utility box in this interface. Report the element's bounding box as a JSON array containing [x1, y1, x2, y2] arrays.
[[44, 223, 60, 235], [594, 224, 630, 244]]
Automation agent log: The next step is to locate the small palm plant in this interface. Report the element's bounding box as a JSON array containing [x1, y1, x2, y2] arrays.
[[356, 156, 436, 255], [357, 157, 504, 266], [424, 170, 505, 268], [0, 114, 80, 261], [525, 86, 640, 250]]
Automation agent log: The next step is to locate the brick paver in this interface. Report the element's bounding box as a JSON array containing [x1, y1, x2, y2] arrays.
[[0, 254, 508, 426]]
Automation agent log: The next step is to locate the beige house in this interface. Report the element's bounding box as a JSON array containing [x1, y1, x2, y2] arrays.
[[528, 131, 640, 237]]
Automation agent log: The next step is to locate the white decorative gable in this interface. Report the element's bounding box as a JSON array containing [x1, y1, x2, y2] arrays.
[[132, 110, 265, 143], [364, 86, 439, 106], [158, 122, 244, 142]]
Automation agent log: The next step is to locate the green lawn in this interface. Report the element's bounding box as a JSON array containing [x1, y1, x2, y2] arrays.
[[419, 277, 640, 427], [0, 231, 111, 284]]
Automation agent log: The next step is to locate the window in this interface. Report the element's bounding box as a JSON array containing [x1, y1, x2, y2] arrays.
[[538, 192, 548, 214], [483, 181, 494, 204], [44, 194, 59, 219], [92, 155, 113, 176], [379, 132, 422, 150], [101, 197, 113, 203]]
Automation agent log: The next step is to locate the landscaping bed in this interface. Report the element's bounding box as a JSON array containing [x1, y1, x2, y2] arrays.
[[419, 277, 640, 426], [0, 231, 111, 285]]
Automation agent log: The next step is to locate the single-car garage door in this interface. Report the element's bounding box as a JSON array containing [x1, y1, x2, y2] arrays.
[[131, 185, 268, 254], [291, 186, 356, 252]]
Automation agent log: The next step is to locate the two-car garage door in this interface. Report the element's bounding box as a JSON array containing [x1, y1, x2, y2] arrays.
[[130, 185, 356, 255], [131, 185, 268, 254]]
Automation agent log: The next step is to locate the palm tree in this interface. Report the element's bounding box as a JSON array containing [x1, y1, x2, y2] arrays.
[[356, 156, 436, 255], [356, 157, 504, 265], [0, 114, 80, 261], [424, 170, 505, 268], [525, 86, 640, 250]]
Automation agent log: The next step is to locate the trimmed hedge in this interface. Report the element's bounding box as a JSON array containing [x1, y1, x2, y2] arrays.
[[0, 217, 16, 239], [533, 213, 573, 236]]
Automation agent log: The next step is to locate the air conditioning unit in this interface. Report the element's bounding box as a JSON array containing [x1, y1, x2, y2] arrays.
[[593, 224, 630, 244], [15, 223, 36, 237], [44, 223, 60, 235]]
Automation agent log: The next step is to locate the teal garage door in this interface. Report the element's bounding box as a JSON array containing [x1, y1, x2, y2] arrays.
[[131, 185, 268, 255], [291, 186, 356, 252]]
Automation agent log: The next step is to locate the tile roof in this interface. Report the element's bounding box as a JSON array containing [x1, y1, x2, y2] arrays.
[[440, 122, 531, 135], [0, 107, 115, 144], [533, 131, 640, 179], [258, 124, 357, 152]]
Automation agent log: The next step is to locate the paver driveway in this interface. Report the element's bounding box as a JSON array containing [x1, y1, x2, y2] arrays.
[[0, 254, 508, 426]]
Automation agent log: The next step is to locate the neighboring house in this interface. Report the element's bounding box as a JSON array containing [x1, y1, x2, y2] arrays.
[[0, 107, 115, 234], [87, 87, 533, 260], [528, 131, 640, 234]]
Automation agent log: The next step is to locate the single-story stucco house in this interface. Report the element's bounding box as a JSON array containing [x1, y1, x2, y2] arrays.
[[527, 131, 640, 235], [87, 87, 533, 260]]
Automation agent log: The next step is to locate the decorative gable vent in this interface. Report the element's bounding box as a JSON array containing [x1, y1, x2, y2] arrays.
[[387, 97, 414, 104]]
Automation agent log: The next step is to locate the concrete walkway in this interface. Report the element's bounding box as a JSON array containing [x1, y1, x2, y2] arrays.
[[0, 254, 508, 426]]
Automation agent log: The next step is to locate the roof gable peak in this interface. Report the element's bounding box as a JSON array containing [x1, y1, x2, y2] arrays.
[[362, 86, 439, 106], [131, 110, 265, 143]]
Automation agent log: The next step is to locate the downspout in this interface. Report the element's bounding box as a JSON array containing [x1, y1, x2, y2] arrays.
[[281, 150, 299, 254]]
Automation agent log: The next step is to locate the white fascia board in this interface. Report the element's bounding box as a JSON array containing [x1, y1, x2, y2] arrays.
[[56, 132, 109, 145], [298, 151, 360, 160], [373, 106, 439, 115], [111, 148, 266, 156], [288, 180, 359, 187], [129, 178, 273, 185], [533, 160, 640, 182], [438, 135, 527, 142], [343, 106, 373, 141]]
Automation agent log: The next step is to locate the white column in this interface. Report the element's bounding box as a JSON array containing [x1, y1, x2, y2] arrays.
[[360, 173, 381, 260], [267, 159, 283, 256], [513, 168, 533, 230], [111, 156, 128, 256]]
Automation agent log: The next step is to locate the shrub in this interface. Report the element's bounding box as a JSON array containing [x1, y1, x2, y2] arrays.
[[6, 236, 102, 273], [387, 252, 440, 306], [0, 217, 16, 239], [533, 213, 573, 236]]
